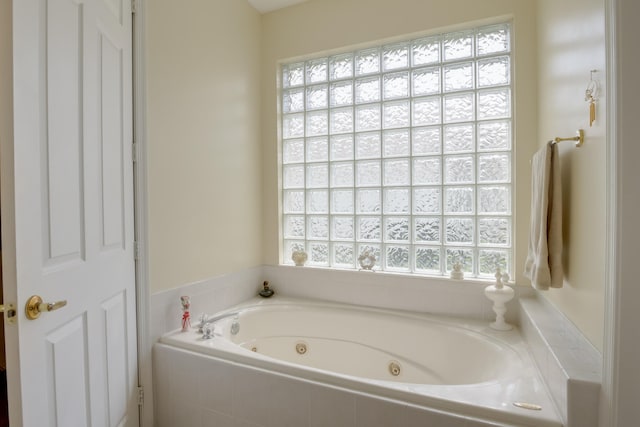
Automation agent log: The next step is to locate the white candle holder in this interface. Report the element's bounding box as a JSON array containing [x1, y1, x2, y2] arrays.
[[484, 268, 514, 331]]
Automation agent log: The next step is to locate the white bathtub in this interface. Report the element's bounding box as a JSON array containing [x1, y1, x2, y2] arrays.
[[155, 297, 562, 427]]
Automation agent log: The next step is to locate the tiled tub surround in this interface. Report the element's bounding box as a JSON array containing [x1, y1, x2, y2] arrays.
[[518, 296, 602, 427], [155, 296, 561, 427]]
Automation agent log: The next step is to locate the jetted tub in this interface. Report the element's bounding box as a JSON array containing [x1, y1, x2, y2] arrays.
[[156, 297, 562, 427]]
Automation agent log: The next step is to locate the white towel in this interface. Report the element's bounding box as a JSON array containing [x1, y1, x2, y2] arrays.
[[524, 142, 564, 290]]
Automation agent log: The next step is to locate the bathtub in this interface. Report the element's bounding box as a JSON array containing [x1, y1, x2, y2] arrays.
[[155, 296, 562, 427]]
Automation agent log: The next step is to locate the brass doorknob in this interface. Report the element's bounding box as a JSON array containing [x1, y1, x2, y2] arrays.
[[25, 295, 68, 320]]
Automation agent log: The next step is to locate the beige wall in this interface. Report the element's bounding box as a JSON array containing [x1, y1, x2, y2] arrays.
[[261, 0, 539, 280], [146, 0, 263, 292], [537, 0, 606, 352]]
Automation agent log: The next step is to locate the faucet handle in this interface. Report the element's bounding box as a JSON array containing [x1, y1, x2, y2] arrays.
[[202, 325, 214, 340], [197, 313, 209, 333]]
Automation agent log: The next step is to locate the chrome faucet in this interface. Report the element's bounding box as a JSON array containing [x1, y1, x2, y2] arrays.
[[197, 312, 239, 334]]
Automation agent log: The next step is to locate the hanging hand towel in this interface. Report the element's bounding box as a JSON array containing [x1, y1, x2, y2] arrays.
[[524, 142, 564, 290]]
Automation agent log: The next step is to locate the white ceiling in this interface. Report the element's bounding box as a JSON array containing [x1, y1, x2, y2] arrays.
[[247, 0, 310, 14]]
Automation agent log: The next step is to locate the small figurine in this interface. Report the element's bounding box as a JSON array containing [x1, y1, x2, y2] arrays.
[[292, 250, 307, 266], [450, 262, 464, 280], [358, 251, 376, 271], [259, 281, 274, 298], [180, 296, 191, 332]]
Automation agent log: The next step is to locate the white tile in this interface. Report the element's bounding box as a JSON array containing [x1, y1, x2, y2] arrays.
[[173, 402, 202, 427], [198, 359, 234, 414], [202, 409, 235, 427], [355, 396, 405, 427], [404, 404, 465, 427], [309, 385, 356, 427], [266, 375, 310, 427], [232, 367, 273, 426]]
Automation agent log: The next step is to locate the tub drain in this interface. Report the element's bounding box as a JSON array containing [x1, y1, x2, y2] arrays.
[[388, 361, 401, 377], [295, 342, 307, 355]]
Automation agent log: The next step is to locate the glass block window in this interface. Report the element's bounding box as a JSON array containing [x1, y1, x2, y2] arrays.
[[280, 23, 512, 278]]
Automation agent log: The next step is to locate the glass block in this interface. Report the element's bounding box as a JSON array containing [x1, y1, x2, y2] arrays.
[[444, 187, 474, 214], [443, 31, 473, 61], [358, 244, 381, 267], [310, 242, 329, 265], [330, 81, 353, 107], [412, 97, 441, 127], [445, 217, 474, 244], [306, 110, 328, 136], [383, 101, 410, 129], [444, 93, 474, 123], [307, 189, 328, 214], [478, 88, 511, 120], [283, 165, 304, 189], [444, 155, 475, 184], [284, 240, 306, 263], [356, 160, 381, 187], [477, 24, 510, 56], [446, 248, 473, 273], [383, 159, 410, 186], [332, 216, 354, 240], [478, 56, 510, 87], [478, 249, 508, 276], [283, 138, 304, 164], [355, 76, 381, 104], [283, 190, 304, 213], [444, 62, 474, 92], [479, 218, 510, 246], [412, 127, 441, 155], [331, 163, 354, 187], [386, 245, 409, 270], [356, 132, 381, 159], [306, 163, 328, 188], [306, 58, 328, 84], [412, 37, 440, 66], [383, 44, 409, 71], [444, 124, 474, 153], [283, 88, 304, 113], [306, 137, 328, 162], [383, 72, 409, 100], [478, 185, 510, 214], [385, 217, 410, 242], [356, 189, 381, 214], [413, 188, 441, 214], [357, 217, 381, 241], [478, 153, 511, 183], [284, 215, 305, 238], [306, 84, 328, 110], [383, 188, 410, 214], [355, 105, 381, 132], [355, 48, 380, 75], [333, 243, 355, 266], [415, 217, 440, 243], [330, 107, 354, 134], [413, 157, 441, 185], [330, 53, 354, 80], [415, 247, 441, 272], [478, 120, 511, 151], [383, 129, 410, 157], [308, 216, 329, 239], [331, 189, 354, 214], [282, 114, 304, 139], [412, 67, 440, 96], [283, 62, 304, 88], [330, 135, 354, 160]]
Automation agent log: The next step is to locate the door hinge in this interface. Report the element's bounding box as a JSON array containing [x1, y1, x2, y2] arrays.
[[134, 241, 140, 261], [137, 386, 144, 406], [131, 0, 137, 14], [132, 141, 138, 163]]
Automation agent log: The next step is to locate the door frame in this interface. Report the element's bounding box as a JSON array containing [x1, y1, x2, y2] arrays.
[[131, 1, 153, 426]]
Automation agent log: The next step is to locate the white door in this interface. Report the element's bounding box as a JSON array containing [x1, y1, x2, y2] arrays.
[[4, 0, 139, 426]]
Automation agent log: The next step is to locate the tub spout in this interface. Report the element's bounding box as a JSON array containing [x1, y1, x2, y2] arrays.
[[197, 312, 239, 333]]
